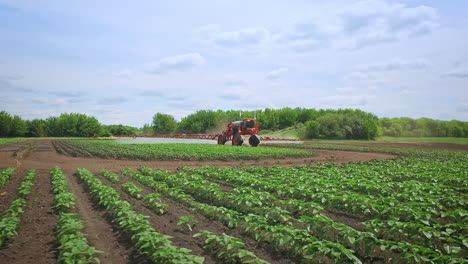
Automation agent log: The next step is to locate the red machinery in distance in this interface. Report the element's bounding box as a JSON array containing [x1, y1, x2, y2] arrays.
[[217, 118, 261, 146], [113, 118, 304, 144]]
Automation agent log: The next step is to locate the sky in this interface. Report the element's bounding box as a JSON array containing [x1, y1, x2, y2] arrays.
[[0, 0, 467, 127]]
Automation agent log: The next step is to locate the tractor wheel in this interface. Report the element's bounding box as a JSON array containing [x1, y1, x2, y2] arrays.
[[232, 134, 243, 146], [217, 135, 227, 145], [249, 134, 260, 147]]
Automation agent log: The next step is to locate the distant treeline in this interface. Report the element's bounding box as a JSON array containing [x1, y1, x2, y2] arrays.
[[172, 108, 380, 140], [1, 109, 467, 139], [0, 111, 102, 137], [380, 117, 468, 137]]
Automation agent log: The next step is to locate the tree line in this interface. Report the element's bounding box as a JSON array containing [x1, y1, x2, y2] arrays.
[[380, 117, 468, 137], [1, 109, 467, 139], [164, 108, 381, 140]]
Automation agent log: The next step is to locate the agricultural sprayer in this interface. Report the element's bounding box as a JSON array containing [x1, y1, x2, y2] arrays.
[[217, 118, 261, 146]]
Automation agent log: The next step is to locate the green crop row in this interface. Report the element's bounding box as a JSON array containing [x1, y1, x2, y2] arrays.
[[186, 164, 467, 258], [100, 169, 120, 182], [0, 168, 15, 188], [145, 166, 467, 263], [50, 167, 101, 264], [0, 138, 24, 145], [194, 230, 270, 264], [76, 168, 204, 263], [133, 167, 362, 263], [0, 170, 36, 247], [63, 140, 311, 161]]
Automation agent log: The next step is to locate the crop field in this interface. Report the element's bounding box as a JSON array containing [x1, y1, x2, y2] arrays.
[[0, 139, 467, 264], [54, 139, 310, 160], [0, 138, 24, 145]]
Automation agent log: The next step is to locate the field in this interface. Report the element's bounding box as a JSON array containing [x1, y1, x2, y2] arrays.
[[0, 139, 466, 264], [0, 138, 24, 145], [54, 139, 311, 160]]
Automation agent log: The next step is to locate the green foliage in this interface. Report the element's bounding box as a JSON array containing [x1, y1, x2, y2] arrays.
[[0, 170, 36, 247], [305, 120, 319, 138], [0, 168, 15, 188], [103, 124, 138, 136], [100, 170, 120, 183], [26, 119, 48, 137], [380, 117, 468, 137], [153, 113, 177, 134], [76, 168, 204, 263], [174, 108, 379, 140], [55, 213, 101, 264], [176, 215, 197, 233], [0, 138, 24, 145], [143, 193, 169, 215], [303, 110, 379, 140], [194, 230, 270, 264], [139, 123, 154, 135], [122, 182, 143, 199], [0, 111, 102, 137], [50, 167, 101, 263], [47, 113, 101, 137], [64, 140, 310, 161], [151, 147, 466, 263], [0, 111, 28, 137]]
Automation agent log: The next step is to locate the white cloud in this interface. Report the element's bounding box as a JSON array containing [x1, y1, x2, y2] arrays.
[[145, 53, 206, 74], [195, 25, 271, 54], [442, 68, 468, 79], [266, 67, 288, 80], [279, 0, 439, 52], [112, 69, 132, 78], [225, 76, 247, 87], [339, 0, 439, 49], [0, 74, 24, 80], [212, 27, 269, 47], [400, 89, 416, 95], [319, 94, 373, 107], [358, 58, 428, 72]]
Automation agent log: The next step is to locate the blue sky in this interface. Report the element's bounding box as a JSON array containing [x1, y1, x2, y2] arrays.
[[1, 0, 467, 126]]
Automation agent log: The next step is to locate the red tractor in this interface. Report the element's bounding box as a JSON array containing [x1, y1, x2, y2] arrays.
[[217, 118, 261, 147]]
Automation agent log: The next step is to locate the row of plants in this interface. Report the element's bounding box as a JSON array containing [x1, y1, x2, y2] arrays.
[[50, 167, 101, 263], [186, 162, 467, 255], [0, 168, 15, 188], [126, 167, 362, 263], [63, 140, 311, 161], [100, 169, 121, 182], [0, 138, 24, 145], [110, 170, 272, 264], [194, 230, 270, 264], [147, 167, 467, 262], [0, 170, 36, 247], [99, 171, 169, 215], [76, 168, 204, 263]]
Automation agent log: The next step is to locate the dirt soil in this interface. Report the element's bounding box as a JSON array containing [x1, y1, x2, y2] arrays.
[[312, 141, 468, 151], [0, 139, 397, 263]]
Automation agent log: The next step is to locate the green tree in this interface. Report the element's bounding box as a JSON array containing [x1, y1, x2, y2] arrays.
[[9, 115, 28, 136], [153, 113, 177, 134], [0, 111, 12, 136], [26, 119, 48, 137], [305, 120, 319, 138]]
